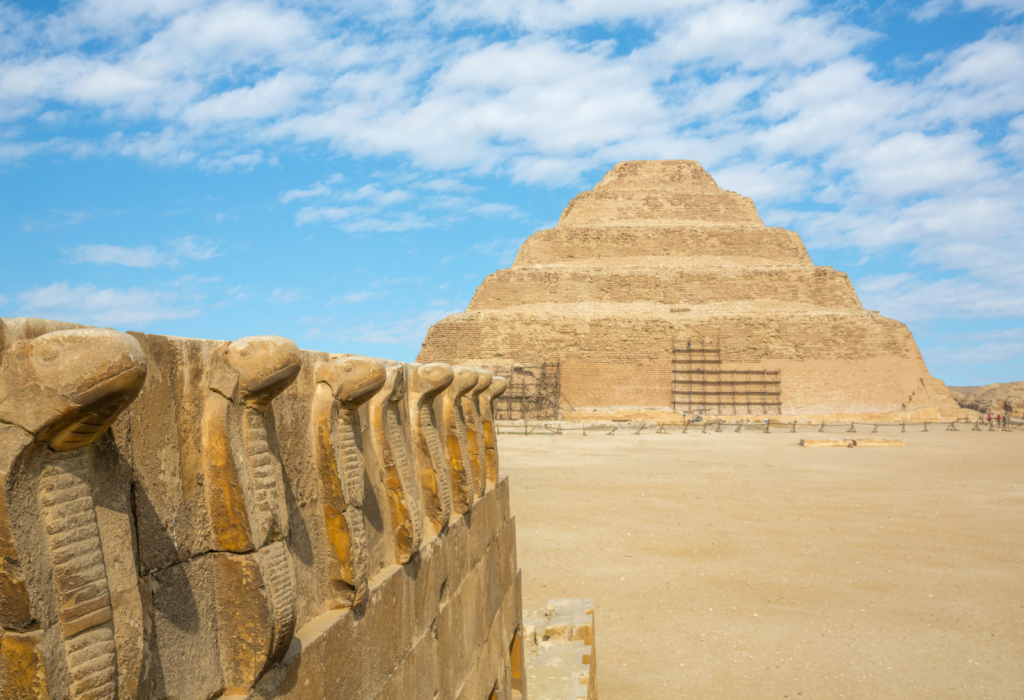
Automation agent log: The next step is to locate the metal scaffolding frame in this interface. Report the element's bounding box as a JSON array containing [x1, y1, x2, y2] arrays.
[[478, 361, 562, 420], [671, 340, 782, 415]]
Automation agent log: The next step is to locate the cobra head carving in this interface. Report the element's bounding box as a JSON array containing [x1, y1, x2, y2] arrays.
[[443, 367, 479, 514], [489, 376, 508, 401], [312, 355, 385, 608], [481, 375, 507, 488], [0, 328, 148, 450], [218, 335, 301, 410], [408, 363, 454, 535], [202, 335, 300, 690], [0, 329, 146, 700], [367, 362, 423, 562], [319, 355, 386, 407], [463, 370, 491, 498], [409, 363, 454, 397]]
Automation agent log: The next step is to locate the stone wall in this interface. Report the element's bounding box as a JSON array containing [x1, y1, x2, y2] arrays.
[[418, 161, 962, 418], [0, 317, 519, 700]]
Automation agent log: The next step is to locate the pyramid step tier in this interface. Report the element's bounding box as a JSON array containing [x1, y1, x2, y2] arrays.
[[468, 266, 862, 312], [514, 224, 811, 268]]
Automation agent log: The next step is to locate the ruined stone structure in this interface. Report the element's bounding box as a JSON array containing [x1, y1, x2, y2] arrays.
[[0, 317, 524, 700], [418, 161, 960, 418]]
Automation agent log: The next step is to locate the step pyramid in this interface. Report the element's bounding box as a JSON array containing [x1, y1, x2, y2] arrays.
[[418, 161, 959, 417]]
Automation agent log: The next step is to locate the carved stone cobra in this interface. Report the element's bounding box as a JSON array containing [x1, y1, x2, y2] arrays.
[[406, 363, 454, 537], [202, 336, 300, 691], [311, 355, 385, 609], [442, 367, 479, 515], [367, 362, 422, 564], [0, 329, 146, 700], [462, 370, 492, 499], [481, 375, 507, 488]]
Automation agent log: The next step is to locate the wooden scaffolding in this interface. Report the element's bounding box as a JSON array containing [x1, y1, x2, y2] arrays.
[[671, 340, 782, 415], [478, 362, 562, 421]]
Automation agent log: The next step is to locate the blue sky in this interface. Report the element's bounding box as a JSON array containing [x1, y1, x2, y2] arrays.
[[1, 0, 1022, 386]]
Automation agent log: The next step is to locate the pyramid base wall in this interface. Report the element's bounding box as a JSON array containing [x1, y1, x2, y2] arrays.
[[418, 312, 962, 418], [554, 357, 960, 416]]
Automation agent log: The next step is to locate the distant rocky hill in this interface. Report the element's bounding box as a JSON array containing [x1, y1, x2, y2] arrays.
[[950, 382, 1024, 415]]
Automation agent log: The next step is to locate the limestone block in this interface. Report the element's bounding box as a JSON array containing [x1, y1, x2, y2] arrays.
[[800, 439, 854, 447], [852, 439, 905, 447], [249, 476, 518, 700], [0, 327, 147, 700], [2, 317, 519, 700], [407, 363, 455, 537], [524, 598, 597, 700]]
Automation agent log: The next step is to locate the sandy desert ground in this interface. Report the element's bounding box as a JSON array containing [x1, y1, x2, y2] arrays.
[[499, 426, 1024, 699]]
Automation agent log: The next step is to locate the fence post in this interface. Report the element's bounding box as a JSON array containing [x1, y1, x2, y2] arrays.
[[923, 421, 928, 432], [819, 421, 825, 433]]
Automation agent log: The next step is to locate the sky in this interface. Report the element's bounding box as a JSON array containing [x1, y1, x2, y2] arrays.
[[0, 0, 1022, 386]]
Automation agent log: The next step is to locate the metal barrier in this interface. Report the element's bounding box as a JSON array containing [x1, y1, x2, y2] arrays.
[[496, 416, 1023, 435]]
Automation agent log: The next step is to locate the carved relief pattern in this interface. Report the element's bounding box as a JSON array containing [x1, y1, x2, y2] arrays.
[[482, 377, 507, 487], [0, 327, 146, 700], [419, 402, 453, 529], [257, 541, 296, 664], [39, 451, 117, 700], [202, 336, 300, 691], [244, 409, 280, 521], [385, 401, 423, 557], [337, 409, 369, 594], [0, 321, 504, 700], [461, 396, 483, 499], [451, 399, 475, 508]]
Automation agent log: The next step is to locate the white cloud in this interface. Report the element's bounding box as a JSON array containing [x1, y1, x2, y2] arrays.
[[197, 150, 265, 172], [268, 287, 304, 303], [0, 0, 1023, 330], [295, 205, 360, 225], [65, 236, 218, 266], [340, 184, 410, 205], [331, 291, 382, 303], [0, 294, 8, 307], [67, 244, 163, 267], [17, 282, 200, 326], [471, 202, 521, 217], [281, 181, 332, 202], [857, 273, 1024, 322], [333, 308, 457, 345], [423, 177, 478, 193], [913, 0, 1024, 21], [182, 72, 315, 126]]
